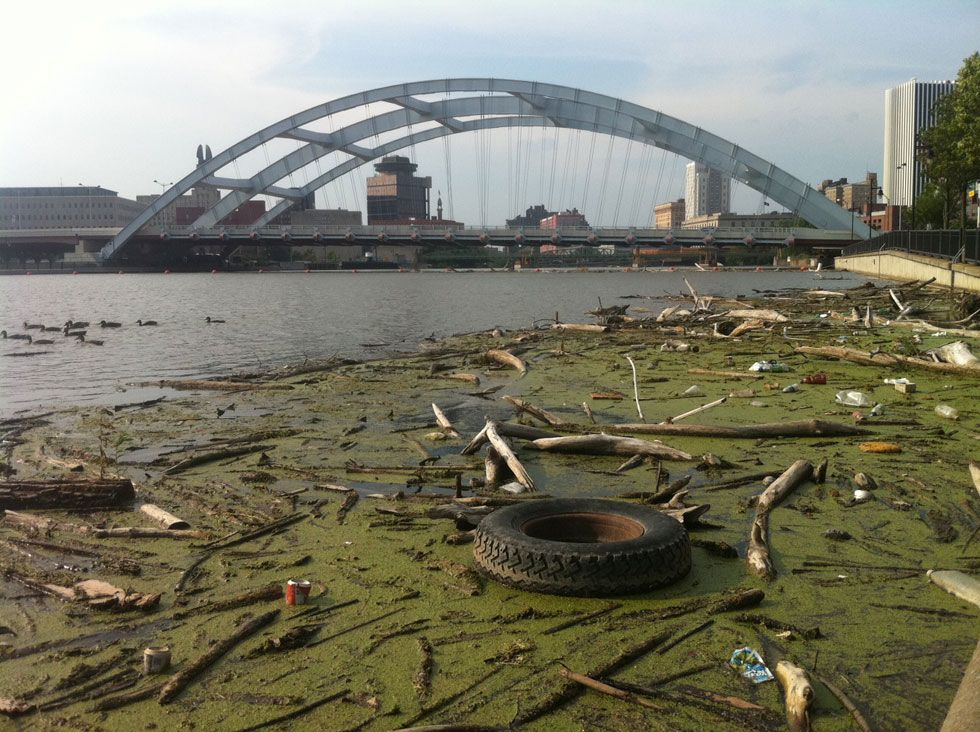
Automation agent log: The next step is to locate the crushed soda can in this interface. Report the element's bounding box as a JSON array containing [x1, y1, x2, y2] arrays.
[[729, 647, 774, 683]]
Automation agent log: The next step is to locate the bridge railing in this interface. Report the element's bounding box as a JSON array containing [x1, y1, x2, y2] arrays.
[[842, 230, 980, 265]]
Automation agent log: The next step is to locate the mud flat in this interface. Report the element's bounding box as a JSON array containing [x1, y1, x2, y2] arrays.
[[1, 279, 978, 731]]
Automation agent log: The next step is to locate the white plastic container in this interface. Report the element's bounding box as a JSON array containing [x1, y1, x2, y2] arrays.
[[835, 390, 871, 407]]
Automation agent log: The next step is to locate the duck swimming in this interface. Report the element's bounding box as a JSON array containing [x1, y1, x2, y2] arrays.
[[99, 320, 122, 328], [23, 321, 44, 330], [65, 320, 90, 329], [137, 319, 158, 326], [64, 328, 87, 337], [77, 334, 104, 345], [205, 316, 226, 323], [1, 330, 32, 340], [31, 336, 55, 345]]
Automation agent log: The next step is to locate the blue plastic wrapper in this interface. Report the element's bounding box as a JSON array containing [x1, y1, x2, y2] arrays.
[[729, 647, 774, 683]]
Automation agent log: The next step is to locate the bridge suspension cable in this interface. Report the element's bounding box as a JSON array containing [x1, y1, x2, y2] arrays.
[[611, 131, 635, 226]]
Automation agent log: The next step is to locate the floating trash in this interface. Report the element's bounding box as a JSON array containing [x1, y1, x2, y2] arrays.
[[729, 647, 774, 683]]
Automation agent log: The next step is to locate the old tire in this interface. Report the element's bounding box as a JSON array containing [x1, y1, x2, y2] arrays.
[[473, 498, 691, 597]]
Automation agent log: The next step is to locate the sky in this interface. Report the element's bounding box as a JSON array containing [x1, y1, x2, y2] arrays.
[[2, 0, 977, 227]]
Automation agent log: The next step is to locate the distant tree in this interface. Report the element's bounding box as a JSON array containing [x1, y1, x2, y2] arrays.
[[920, 52, 980, 228]]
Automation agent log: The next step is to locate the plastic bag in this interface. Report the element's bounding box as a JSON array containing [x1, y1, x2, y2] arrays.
[[729, 647, 774, 683], [749, 360, 789, 373], [835, 390, 871, 407]]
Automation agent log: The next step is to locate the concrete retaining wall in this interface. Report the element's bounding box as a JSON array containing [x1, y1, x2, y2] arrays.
[[835, 251, 980, 293]]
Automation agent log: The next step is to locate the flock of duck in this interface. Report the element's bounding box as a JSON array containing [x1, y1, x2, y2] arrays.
[[1, 317, 225, 349]]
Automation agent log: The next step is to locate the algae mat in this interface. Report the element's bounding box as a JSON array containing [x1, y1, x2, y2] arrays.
[[1, 293, 978, 731]]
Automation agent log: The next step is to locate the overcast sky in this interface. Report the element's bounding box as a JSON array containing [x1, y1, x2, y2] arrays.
[[2, 0, 977, 226]]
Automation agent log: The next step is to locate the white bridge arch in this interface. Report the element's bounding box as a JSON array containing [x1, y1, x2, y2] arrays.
[[102, 78, 870, 260]]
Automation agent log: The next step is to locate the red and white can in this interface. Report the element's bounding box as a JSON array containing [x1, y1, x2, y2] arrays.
[[285, 579, 312, 605]]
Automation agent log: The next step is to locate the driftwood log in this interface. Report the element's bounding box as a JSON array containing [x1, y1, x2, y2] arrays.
[[747, 460, 813, 580], [529, 433, 693, 461], [605, 419, 870, 439], [158, 609, 279, 704], [724, 308, 789, 322], [0, 479, 135, 510], [92, 527, 207, 539], [775, 660, 814, 732], [502, 396, 567, 427], [795, 345, 980, 376], [460, 422, 559, 455], [927, 570, 980, 608], [140, 504, 190, 529], [485, 349, 527, 375], [551, 323, 609, 333], [485, 422, 534, 491], [431, 403, 461, 438], [163, 444, 273, 475], [941, 640, 980, 732]]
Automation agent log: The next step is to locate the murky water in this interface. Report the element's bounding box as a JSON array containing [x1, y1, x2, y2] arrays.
[[0, 269, 866, 416]]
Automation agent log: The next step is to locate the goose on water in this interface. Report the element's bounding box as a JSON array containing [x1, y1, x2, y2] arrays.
[[100, 320, 122, 328], [65, 320, 90, 329], [23, 321, 44, 330], [77, 334, 104, 345], [31, 336, 55, 345], [1, 330, 31, 340], [42, 325, 62, 332], [205, 316, 226, 323], [137, 319, 158, 326]]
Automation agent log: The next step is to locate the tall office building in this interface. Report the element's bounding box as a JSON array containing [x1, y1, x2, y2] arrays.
[[365, 156, 431, 224], [684, 163, 730, 220], [883, 79, 954, 207]]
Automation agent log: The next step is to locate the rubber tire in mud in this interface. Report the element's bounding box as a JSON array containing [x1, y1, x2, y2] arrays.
[[473, 498, 691, 597]]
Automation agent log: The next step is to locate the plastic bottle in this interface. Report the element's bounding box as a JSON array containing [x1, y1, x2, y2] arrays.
[[782, 384, 800, 393], [935, 404, 960, 420], [835, 390, 872, 407]]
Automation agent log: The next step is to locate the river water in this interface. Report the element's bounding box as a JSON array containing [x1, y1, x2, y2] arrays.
[[0, 269, 867, 417]]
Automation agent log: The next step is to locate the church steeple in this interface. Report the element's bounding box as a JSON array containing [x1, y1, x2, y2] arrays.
[[436, 190, 443, 220]]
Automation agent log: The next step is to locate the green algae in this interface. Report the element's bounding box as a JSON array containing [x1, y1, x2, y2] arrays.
[[1, 295, 978, 731]]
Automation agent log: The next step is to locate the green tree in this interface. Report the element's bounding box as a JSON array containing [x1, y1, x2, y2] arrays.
[[911, 182, 960, 229], [920, 52, 980, 229]]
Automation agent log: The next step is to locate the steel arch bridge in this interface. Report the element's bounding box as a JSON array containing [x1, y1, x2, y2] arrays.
[[101, 78, 870, 261]]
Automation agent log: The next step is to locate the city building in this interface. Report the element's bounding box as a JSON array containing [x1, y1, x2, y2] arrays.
[[365, 156, 431, 224], [175, 200, 265, 226], [680, 212, 800, 230], [684, 162, 730, 220], [506, 204, 553, 228], [135, 186, 221, 227], [818, 173, 878, 212], [0, 186, 145, 229], [654, 199, 685, 228], [883, 79, 955, 207], [539, 209, 590, 229]]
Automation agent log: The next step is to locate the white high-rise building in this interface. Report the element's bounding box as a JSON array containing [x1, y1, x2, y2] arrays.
[[883, 79, 955, 207], [684, 162, 730, 220]]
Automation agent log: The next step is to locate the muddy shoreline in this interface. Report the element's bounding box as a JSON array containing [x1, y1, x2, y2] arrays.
[[1, 280, 978, 731]]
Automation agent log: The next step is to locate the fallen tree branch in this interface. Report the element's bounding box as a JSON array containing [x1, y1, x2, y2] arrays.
[[163, 445, 274, 475], [502, 396, 567, 427], [747, 460, 813, 580], [485, 422, 535, 491], [431, 403, 461, 438], [558, 666, 664, 711], [604, 419, 870, 439], [795, 345, 980, 376], [158, 609, 279, 704], [529, 433, 693, 461]]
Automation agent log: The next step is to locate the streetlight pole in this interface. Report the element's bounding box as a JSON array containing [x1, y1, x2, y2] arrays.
[[153, 179, 173, 196]]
